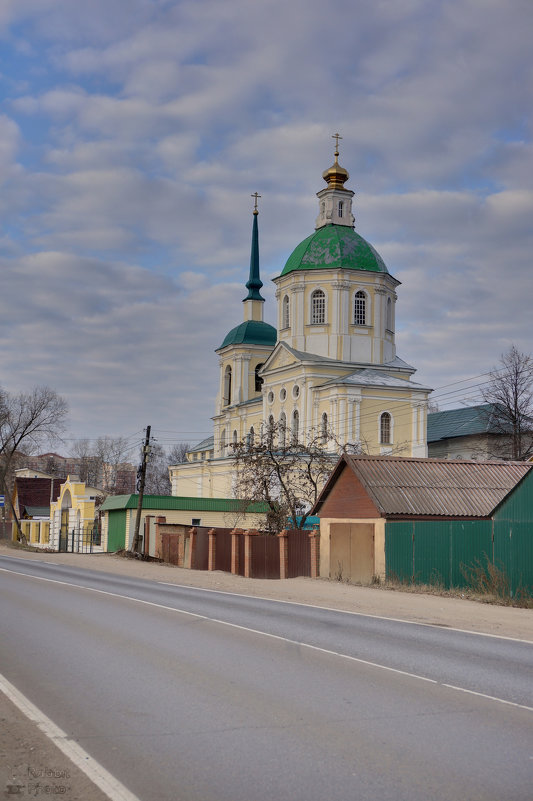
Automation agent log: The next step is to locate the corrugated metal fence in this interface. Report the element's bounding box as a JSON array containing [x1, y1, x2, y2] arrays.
[[385, 519, 533, 594]]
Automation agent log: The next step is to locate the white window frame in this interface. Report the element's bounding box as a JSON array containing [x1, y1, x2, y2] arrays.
[[379, 412, 392, 445], [311, 289, 326, 325], [282, 295, 290, 329], [353, 290, 367, 326]]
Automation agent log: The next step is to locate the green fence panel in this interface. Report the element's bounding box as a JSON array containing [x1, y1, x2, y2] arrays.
[[385, 521, 414, 582], [492, 517, 512, 591], [493, 520, 533, 596], [450, 520, 493, 588], [413, 521, 451, 587], [107, 510, 127, 552]]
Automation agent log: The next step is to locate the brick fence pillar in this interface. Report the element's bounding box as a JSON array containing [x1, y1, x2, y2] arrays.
[[208, 528, 216, 571], [278, 529, 289, 579], [309, 529, 320, 578], [244, 529, 259, 578], [154, 516, 166, 559], [187, 527, 197, 570], [231, 528, 244, 575], [143, 515, 152, 557]]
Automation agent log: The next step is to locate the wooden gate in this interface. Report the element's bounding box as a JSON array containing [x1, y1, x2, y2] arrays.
[[330, 523, 374, 583]]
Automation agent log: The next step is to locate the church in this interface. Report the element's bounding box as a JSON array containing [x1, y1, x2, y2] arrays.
[[170, 139, 432, 498]]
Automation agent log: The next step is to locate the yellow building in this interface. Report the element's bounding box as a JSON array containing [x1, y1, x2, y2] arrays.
[[171, 141, 432, 498], [49, 476, 103, 552]]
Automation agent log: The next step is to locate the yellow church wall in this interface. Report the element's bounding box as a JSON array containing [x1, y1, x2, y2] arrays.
[[49, 477, 101, 551], [175, 149, 432, 504]]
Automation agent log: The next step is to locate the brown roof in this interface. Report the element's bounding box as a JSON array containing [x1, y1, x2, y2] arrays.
[[314, 454, 532, 519], [14, 477, 66, 513]]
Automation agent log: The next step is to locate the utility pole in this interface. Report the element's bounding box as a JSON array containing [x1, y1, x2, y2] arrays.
[[131, 425, 151, 554]]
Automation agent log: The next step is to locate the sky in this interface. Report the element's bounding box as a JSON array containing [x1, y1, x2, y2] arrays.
[[0, 0, 532, 457]]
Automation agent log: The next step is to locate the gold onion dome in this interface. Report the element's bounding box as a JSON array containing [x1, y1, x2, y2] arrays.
[[322, 148, 349, 189]]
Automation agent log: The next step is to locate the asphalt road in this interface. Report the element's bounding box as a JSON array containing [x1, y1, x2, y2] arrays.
[[1, 554, 532, 801]]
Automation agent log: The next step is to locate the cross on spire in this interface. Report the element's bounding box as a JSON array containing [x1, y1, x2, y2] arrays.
[[251, 192, 261, 214], [332, 132, 342, 158]]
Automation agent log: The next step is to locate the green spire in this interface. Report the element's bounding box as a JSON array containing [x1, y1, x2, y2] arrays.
[[244, 194, 264, 302]]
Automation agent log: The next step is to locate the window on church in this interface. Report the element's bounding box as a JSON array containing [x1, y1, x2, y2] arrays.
[[354, 291, 366, 325], [267, 415, 275, 448], [321, 412, 328, 444], [311, 289, 325, 324], [254, 363, 264, 393], [386, 297, 393, 331], [282, 295, 290, 329], [279, 412, 286, 447], [248, 426, 255, 448], [223, 365, 232, 406], [292, 410, 299, 445], [338, 201, 344, 218], [380, 412, 392, 444], [220, 429, 226, 454], [233, 430, 238, 450]]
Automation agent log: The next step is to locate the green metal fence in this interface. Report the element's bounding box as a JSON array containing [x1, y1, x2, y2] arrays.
[[385, 517, 531, 595]]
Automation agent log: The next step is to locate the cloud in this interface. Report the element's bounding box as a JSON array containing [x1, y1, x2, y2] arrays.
[[0, 0, 531, 442]]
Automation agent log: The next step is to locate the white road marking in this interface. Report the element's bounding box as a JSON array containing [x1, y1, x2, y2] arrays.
[[0, 674, 142, 801], [155, 580, 533, 644], [2, 565, 533, 713], [2, 553, 531, 644], [442, 683, 533, 713]]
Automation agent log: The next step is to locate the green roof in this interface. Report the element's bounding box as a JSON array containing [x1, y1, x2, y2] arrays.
[[218, 320, 277, 350], [189, 436, 214, 453], [100, 494, 270, 514], [24, 506, 49, 517], [427, 404, 503, 442], [280, 225, 389, 277]]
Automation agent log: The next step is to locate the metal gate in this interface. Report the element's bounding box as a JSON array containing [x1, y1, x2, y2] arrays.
[[60, 521, 101, 553]]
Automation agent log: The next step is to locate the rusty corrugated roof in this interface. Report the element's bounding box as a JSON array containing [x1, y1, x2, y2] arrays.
[[341, 455, 532, 518]]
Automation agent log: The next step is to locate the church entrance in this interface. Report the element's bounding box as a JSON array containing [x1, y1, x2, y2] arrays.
[[59, 489, 72, 552], [329, 523, 375, 583]]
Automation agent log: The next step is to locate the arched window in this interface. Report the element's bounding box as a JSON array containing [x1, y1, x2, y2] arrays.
[[386, 297, 393, 331], [380, 412, 391, 445], [254, 363, 264, 392], [220, 429, 226, 454], [321, 412, 328, 444], [292, 410, 299, 445], [223, 365, 232, 406], [311, 289, 325, 324], [282, 295, 290, 329], [354, 291, 366, 326], [233, 430, 238, 449], [338, 200, 344, 218], [267, 415, 275, 447], [279, 412, 286, 447], [248, 426, 255, 448]]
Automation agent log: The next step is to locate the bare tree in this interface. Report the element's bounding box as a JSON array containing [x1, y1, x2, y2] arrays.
[[70, 438, 100, 486], [481, 345, 533, 460], [144, 443, 172, 495], [167, 442, 191, 465], [231, 422, 338, 533], [0, 386, 68, 541], [93, 436, 133, 493]]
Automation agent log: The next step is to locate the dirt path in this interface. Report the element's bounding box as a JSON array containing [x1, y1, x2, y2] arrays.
[[1, 542, 532, 641]]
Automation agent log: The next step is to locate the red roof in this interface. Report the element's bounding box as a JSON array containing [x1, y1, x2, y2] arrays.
[[14, 477, 66, 513], [313, 454, 533, 519]]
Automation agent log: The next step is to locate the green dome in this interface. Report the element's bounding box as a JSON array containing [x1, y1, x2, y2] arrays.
[[280, 224, 389, 277], [218, 320, 277, 350]]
